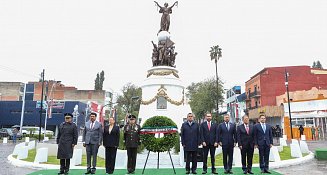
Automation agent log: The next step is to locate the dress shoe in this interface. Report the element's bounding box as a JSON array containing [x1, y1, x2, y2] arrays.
[[243, 170, 248, 174], [192, 171, 197, 174], [228, 170, 233, 174], [212, 170, 218, 174], [264, 170, 271, 174], [85, 168, 91, 174], [224, 170, 229, 174], [186, 171, 190, 174], [247, 170, 254, 174], [202, 171, 207, 174], [58, 171, 64, 175], [261, 170, 265, 174]]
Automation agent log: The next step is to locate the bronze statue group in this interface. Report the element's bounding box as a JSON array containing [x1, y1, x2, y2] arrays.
[[181, 113, 273, 175], [57, 111, 273, 175]]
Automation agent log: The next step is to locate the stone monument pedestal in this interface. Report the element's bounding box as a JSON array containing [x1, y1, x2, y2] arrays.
[[138, 66, 191, 130]]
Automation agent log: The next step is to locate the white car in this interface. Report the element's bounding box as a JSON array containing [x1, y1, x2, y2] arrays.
[[21, 126, 54, 136]]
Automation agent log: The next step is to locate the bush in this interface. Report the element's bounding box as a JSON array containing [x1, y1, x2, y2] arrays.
[[174, 134, 180, 154], [29, 134, 53, 140], [118, 130, 126, 150]]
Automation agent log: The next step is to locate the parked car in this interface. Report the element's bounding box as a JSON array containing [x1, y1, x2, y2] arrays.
[[0, 128, 23, 140], [21, 126, 54, 136]]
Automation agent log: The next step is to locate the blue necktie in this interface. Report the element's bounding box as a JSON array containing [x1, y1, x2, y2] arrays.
[[262, 124, 266, 133]]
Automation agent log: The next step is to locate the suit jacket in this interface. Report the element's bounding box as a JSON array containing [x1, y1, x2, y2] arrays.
[[218, 122, 237, 146], [181, 121, 200, 151], [103, 125, 120, 147], [253, 123, 273, 146], [237, 124, 254, 148], [83, 120, 103, 145], [200, 121, 218, 145]]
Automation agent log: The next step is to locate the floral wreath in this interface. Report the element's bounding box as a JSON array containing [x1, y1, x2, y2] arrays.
[[140, 116, 178, 152]]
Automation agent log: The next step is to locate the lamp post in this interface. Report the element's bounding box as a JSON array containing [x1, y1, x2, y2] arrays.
[[285, 69, 293, 139], [210, 45, 222, 120], [38, 69, 45, 142]]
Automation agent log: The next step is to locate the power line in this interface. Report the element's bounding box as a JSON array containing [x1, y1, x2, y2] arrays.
[[0, 64, 39, 79]]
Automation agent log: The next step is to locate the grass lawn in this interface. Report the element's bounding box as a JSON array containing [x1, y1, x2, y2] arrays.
[[208, 146, 308, 166], [20, 149, 106, 167], [20, 146, 308, 168]]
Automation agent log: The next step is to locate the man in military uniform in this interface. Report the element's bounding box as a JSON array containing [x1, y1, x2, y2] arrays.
[[57, 113, 78, 175], [124, 115, 141, 174]]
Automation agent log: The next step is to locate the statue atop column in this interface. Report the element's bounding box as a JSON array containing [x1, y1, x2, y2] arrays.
[[151, 1, 178, 68], [154, 1, 178, 33]]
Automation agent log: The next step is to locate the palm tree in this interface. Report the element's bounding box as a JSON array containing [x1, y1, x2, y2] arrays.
[[210, 45, 222, 63], [209, 45, 222, 119]]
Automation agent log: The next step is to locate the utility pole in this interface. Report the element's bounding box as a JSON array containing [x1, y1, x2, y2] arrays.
[[43, 81, 49, 140], [285, 69, 293, 139], [39, 69, 45, 142]]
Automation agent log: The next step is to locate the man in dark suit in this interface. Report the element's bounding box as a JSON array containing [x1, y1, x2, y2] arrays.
[[124, 115, 141, 174], [103, 117, 120, 174], [237, 115, 254, 174], [83, 112, 103, 174], [181, 113, 200, 174], [218, 114, 237, 174], [253, 114, 273, 174], [200, 113, 218, 174]]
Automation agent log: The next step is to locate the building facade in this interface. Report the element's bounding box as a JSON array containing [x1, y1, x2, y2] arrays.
[[0, 82, 24, 101], [245, 66, 327, 138]]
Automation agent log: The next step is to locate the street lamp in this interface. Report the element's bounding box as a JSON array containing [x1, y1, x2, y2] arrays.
[[285, 69, 293, 139], [210, 45, 222, 119]]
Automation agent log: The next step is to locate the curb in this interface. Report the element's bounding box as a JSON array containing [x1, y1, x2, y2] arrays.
[[8, 152, 315, 170]]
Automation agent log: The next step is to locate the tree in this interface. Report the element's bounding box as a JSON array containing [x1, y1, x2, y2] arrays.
[[312, 61, 316, 68], [209, 45, 222, 63], [94, 70, 105, 90], [316, 61, 323, 69], [312, 60, 323, 69], [187, 77, 224, 122], [99, 70, 105, 90], [115, 83, 142, 121], [94, 73, 100, 90]]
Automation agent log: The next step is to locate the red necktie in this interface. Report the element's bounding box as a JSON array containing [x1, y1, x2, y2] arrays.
[[208, 122, 211, 130], [246, 125, 249, 134]]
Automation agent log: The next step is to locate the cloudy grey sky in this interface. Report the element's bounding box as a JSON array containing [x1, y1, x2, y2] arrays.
[[1, 0, 326, 94]]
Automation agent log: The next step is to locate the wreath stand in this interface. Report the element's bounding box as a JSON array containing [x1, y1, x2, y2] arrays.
[[142, 134, 176, 174]]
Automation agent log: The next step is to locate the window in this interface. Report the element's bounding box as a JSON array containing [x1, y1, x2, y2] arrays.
[[157, 97, 167, 109]]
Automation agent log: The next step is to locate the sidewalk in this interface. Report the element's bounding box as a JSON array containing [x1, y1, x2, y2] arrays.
[[274, 140, 327, 174], [0, 141, 36, 175]]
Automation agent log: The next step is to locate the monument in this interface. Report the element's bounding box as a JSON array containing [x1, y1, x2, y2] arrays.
[[138, 1, 191, 131]]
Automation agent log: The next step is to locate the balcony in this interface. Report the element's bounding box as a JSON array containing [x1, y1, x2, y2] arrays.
[[245, 94, 251, 101], [249, 91, 261, 98]]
